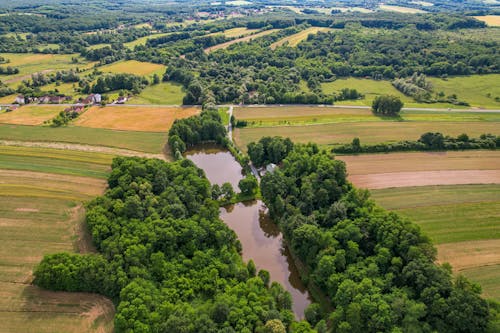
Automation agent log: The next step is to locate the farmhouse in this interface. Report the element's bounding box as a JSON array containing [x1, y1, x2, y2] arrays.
[[81, 94, 102, 105], [15, 95, 25, 104]]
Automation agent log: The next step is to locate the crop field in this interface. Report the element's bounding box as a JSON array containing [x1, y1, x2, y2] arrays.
[[234, 106, 500, 127], [75, 105, 199, 132], [0, 124, 167, 153], [0, 145, 113, 178], [371, 184, 500, 300], [0, 53, 95, 85], [129, 82, 185, 105], [271, 27, 333, 49], [98, 60, 166, 76], [0, 155, 114, 332], [379, 5, 426, 13], [221, 27, 260, 38], [124, 32, 173, 49], [428, 74, 500, 109], [205, 29, 279, 53], [474, 15, 500, 27], [0, 105, 67, 125], [234, 121, 500, 150]]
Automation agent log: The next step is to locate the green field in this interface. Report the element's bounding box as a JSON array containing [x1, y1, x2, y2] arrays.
[[0, 145, 113, 178], [128, 82, 185, 104], [234, 121, 500, 150], [372, 185, 500, 301], [124, 32, 173, 49], [271, 27, 333, 49], [0, 147, 114, 332], [0, 124, 167, 153], [322, 75, 500, 109]]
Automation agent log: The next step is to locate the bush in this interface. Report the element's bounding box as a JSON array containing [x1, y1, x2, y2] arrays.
[[372, 95, 404, 116]]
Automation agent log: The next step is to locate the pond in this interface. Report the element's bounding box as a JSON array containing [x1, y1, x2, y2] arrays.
[[186, 146, 312, 319]]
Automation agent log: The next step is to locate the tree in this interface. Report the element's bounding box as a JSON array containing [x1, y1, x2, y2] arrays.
[[372, 95, 404, 116], [264, 319, 286, 333], [238, 176, 258, 196], [221, 182, 234, 201]]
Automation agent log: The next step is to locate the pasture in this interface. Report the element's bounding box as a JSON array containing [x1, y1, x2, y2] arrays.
[[75, 105, 199, 132], [0, 105, 67, 125], [0, 156, 114, 331], [129, 82, 185, 105], [0, 124, 167, 153], [98, 60, 165, 76], [234, 106, 500, 127], [205, 29, 279, 53], [473, 15, 500, 27], [234, 121, 500, 150], [371, 184, 500, 301], [0, 53, 94, 85], [379, 5, 426, 13], [271, 27, 332, 49], [124, 32, 173, 49]]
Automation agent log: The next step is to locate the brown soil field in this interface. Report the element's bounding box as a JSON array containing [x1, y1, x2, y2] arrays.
[[349, 170, 500, 189], [338, 151, 500, 175], [75, 105, 200, 132], [205, 29, 279, 53], [0, 105, 67, 125], [437, 239, 500, 272]]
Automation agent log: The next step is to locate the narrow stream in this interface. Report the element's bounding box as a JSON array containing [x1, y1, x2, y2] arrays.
[[185, 146, 312, 319]]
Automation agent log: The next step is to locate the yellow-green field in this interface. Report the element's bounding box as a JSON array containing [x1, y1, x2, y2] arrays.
[[234, 121, 500, 150], [0, 146, 115, 332], [473, 15, 500, 27], [128, 82, 184, 105], [205, 29, 279, 53], [98, 60, 165, 77], [271, 27, 332, 49], [0, 53, 95, 86], [86, 43, 111, 50], [372, 184, 500, 301], [379, 4, 426, 13], [0, 105, 67, 125], [0, 124, 167, 153], [321, 75, 500, 109], [124, 32, 173, 49], [209, 27, 260, 38]]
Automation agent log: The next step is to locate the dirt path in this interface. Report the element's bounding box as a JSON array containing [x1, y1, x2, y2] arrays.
[[0, 140, 167, 160], [350, 170, 500, 189]]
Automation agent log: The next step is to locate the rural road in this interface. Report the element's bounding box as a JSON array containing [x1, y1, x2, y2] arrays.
[[227, 105, 233, 142], [0, 140, 167, 160]]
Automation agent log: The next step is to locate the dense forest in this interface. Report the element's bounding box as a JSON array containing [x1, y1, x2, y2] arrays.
[[257, 139, 490, 332], [34, 157, 298, 332]]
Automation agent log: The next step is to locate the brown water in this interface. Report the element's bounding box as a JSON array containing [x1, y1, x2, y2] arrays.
[[186, 146, 312, 319], [185, 145, 244, 190], [220, 201, 312, 319]]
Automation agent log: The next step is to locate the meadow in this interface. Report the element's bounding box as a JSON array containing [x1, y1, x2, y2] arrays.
[[75, 105, 199, 132], [98, 60, 165, 77], [0, 124, 167, 153], [473, 15, 500, 27], [234, 121, 500, 150], [124, 32, 173, 49], [270, 27, 333, 49], [0, 105, 67, 125], [378, 4, 426, 13], [209, 27, 260, 38], [371, 184, 500, 301], [321, 75, 500, 109], [0, 150, 114, 332], [205, 29, 279, 53], [128, 82, 185, 105]]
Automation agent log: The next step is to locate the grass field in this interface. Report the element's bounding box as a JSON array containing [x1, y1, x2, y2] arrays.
[[86, 43, 112, 50], [0, 145, 113, 178], [379, 4, 426, 13], [98, 60, 166, 76], [473, 15, 500, 27], [205, 29, 279, 53], [371, 184, 500, 300], [128, 82, 185, 105], [234, 106, 500, 127], [75, 105, 199, 132], [0, 53, 95, 86], [429, 75, 500, 109], [0, 124, 167, 153], [0, 157, 114, 331], [234, 121, 500, 150], [124, 32, 173, 49], [271, 27, 332, 49], [209, 27, 260, 38], [0, 105, 67, 125]]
